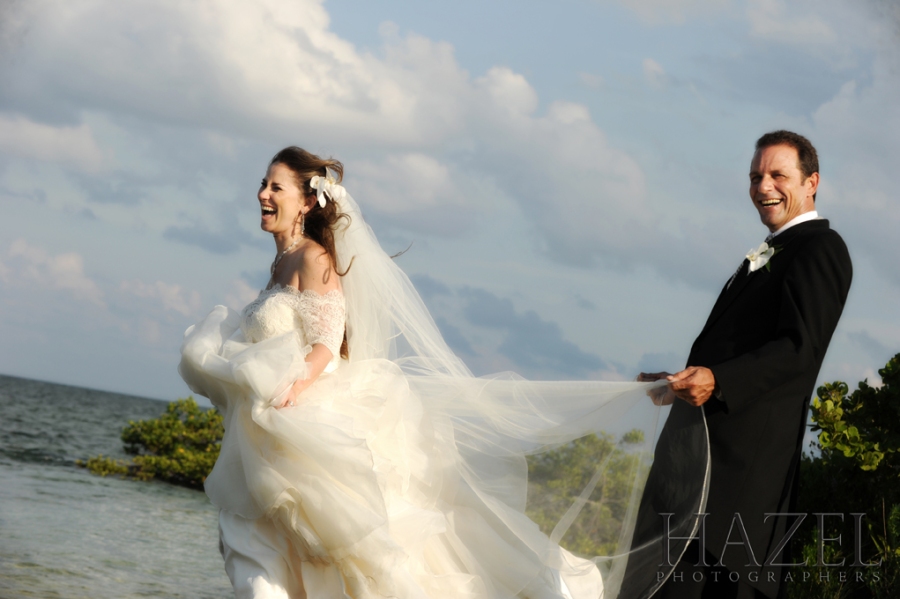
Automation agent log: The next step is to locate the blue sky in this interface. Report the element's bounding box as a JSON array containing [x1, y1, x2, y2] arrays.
[[1, 0, 898, 401]]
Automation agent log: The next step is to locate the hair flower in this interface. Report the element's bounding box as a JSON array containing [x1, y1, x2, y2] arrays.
[[309, 168, 346, 208]]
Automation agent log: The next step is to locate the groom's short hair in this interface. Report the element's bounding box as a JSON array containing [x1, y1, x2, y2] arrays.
[[755, 130, 819, 180]]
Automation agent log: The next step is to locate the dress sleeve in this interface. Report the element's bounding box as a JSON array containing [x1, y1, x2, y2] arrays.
[[299, 290, 346, 359]]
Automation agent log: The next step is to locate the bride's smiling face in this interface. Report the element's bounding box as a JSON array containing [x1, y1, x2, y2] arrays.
[[258, 163, 307, 236]]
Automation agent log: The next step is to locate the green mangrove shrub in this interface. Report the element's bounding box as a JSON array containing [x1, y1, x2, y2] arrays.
[[788, 353, 900, 598], [79, 397, 223, 490], [526, 429, 648, 556]]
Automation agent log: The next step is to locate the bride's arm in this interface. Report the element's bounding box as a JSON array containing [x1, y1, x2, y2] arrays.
[[276, 246, 342, 409], [277, 344, 334, 408]]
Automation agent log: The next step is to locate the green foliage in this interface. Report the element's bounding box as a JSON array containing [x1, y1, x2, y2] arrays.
[[80, 397, 223, 490], [788, 353, 900, 599], [808, 353, 900, 512], [813, 383, 887, 471], [77, 455, 129, 476], [786, 507, 900, 599], [526, 429, 648, 556]]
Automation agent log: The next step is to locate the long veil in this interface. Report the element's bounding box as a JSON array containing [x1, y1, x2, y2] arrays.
[[333, 188, 710, 598]]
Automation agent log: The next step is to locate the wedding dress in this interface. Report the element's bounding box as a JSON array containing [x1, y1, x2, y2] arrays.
[[178, 187, 710, 599]]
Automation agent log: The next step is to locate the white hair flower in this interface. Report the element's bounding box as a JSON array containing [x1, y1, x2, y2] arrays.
[[309, 168, 346, 208]]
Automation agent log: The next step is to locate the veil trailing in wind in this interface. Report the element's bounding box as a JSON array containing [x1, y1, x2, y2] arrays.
[[333, 187, 710, 598]]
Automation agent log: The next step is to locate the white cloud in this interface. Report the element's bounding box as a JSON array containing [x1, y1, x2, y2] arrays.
[[0, 239, 105, 306], [475, 67, 539, 118], [615, 0, 731, 24], [119, 280, 202, 317], [1, 0, 881, 301], [805, 52, 900, 284], [1, 0, 665, 270], [134, 317, 162, 344], [355, 153, 459, 210], [2, 1, 459, 144], [642, 58, 667, 88], [410, 275, 609, 379], [547, 101, 591, 125], [353, 153, 470, 234], [225, 278, 260, 312], [0, 237, 200, 397], [2, 0, 894, 293], [746, 0, 837, 45], [578, 72, 604, 90], [0, 114, 106, 172], [469, 95, 656, 268]]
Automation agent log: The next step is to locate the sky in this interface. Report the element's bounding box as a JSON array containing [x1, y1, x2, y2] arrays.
[[0, 0, 898, 403]]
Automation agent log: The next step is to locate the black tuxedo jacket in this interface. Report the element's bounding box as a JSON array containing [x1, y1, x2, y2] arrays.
[[631, 219, 852, 598]]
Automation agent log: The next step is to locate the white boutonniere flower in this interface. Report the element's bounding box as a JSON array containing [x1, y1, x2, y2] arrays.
[[309, 168, 346, 207], [746, 242, 780, 273]]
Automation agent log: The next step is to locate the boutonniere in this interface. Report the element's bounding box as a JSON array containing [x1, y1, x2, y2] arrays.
[[746, 242, 781, 273]]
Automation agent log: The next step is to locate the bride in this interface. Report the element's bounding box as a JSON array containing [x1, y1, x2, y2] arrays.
[[178, 147, 709, 599]]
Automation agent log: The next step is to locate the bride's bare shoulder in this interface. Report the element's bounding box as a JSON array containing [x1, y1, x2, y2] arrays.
[[296, 240, 340, 293]]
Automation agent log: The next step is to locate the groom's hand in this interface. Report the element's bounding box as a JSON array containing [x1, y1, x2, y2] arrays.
[[667, 367, 716, 406]]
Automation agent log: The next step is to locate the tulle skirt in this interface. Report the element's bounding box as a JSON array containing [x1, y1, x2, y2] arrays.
[[179, 306, 708, 599]]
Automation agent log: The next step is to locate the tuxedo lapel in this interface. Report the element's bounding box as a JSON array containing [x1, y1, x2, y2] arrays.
[[697, 221, 824, 339], [698, 259, 753, 338]]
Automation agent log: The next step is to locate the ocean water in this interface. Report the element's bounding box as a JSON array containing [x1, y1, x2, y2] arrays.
[[0, 374, 232, 598]]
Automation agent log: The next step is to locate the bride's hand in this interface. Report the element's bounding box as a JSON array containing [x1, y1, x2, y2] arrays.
[[276, 378, 306, 409], [636, 371, 671, 382], [636, 372, 675, 405], [648, 386, 676, 406], [274, 345, 335, 409]]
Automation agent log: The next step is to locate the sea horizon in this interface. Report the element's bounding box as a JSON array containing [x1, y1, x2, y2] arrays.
[[0, 370, 221, 409]]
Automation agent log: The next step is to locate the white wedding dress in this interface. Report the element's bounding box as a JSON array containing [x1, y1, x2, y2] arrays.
[[179, 188, 709, 599]]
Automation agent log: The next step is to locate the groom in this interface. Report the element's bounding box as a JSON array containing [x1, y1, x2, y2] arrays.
[[631, 131, 852, 598]]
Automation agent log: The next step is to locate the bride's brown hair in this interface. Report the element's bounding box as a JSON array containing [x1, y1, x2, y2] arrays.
[[269, 147, 351, 271], [270, 146, 351, 358]]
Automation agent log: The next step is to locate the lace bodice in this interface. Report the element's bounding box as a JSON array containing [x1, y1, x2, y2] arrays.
[[241, 285, 346, 360]]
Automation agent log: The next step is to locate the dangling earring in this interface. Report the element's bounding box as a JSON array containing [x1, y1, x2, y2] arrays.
[[295, 211, 305, 238]]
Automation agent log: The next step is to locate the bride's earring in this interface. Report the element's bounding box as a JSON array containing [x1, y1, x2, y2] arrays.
[[295, 211, 305, 238]]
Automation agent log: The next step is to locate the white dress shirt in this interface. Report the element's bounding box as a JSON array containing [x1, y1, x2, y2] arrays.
[[767, 210, 820, 241]]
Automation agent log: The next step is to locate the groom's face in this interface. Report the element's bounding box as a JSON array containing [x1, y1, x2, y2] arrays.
[[748, 144, 819, 233]]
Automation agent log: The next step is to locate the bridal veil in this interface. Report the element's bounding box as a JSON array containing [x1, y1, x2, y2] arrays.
[[334, 187, 709, 597]]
